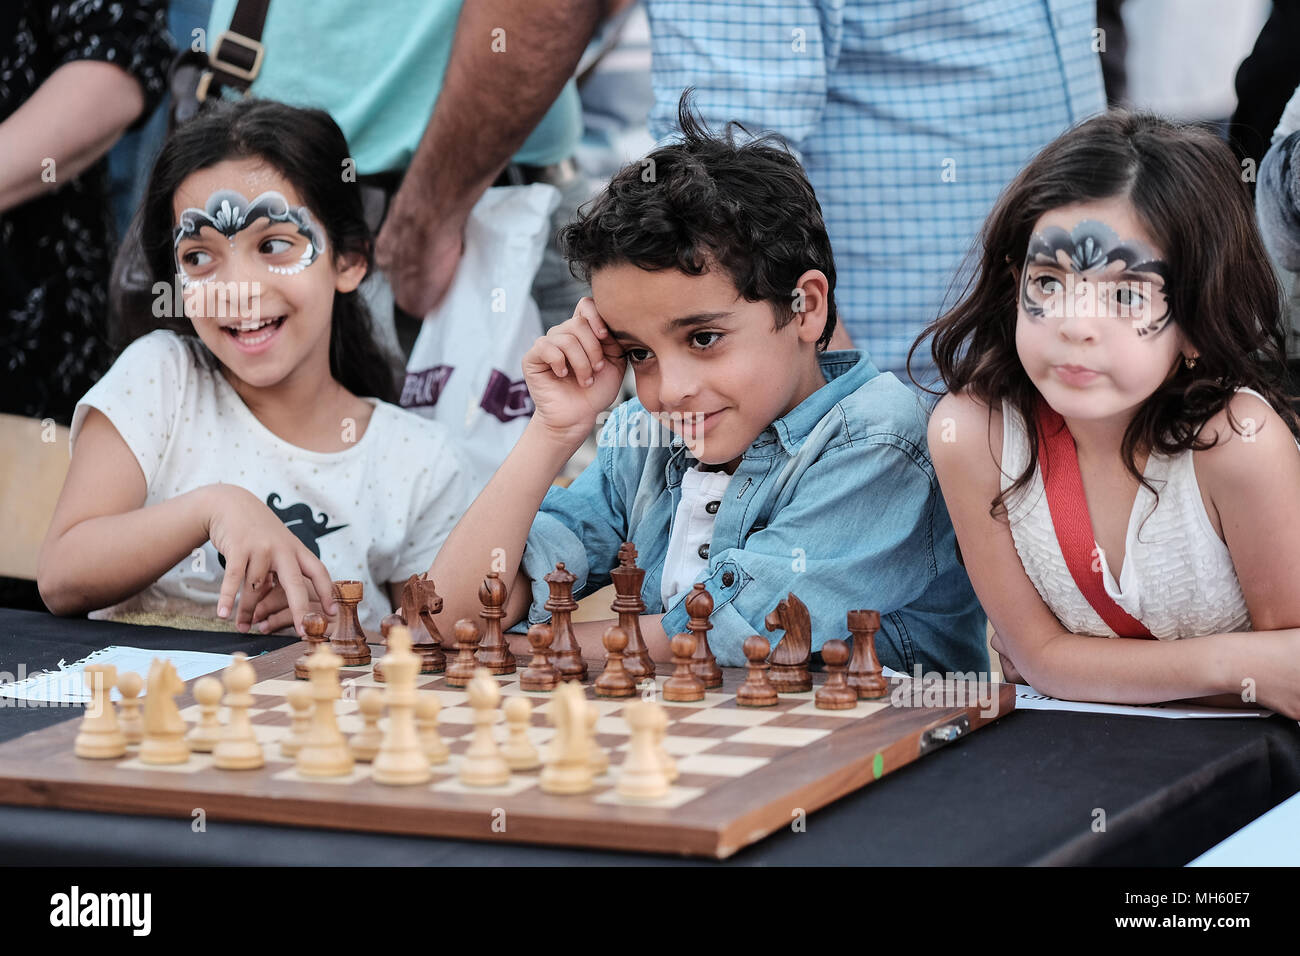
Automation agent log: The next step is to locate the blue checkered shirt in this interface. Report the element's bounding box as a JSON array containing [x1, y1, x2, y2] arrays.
[[646, 0, 1106, 387]]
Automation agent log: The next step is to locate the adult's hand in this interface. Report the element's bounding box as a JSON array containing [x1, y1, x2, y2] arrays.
[[374, 186, 469, 318]]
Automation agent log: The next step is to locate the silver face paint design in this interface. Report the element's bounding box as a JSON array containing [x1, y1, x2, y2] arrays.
[[173, 189, 325, 280], [1020, 219, 1172, 338]]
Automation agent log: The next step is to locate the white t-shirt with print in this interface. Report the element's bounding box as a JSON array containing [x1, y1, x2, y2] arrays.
[[70, 331, 474, 631]]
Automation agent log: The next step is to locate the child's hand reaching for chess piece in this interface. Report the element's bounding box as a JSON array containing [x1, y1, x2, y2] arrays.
[[522, 297, 628, 447], [203, 484, 337, 635]]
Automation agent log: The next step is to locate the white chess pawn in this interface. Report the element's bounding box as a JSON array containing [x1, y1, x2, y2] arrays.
[[459, 668, 510, 787], [415, 691, 449, 765], [214, 653, 264, 770], [116, 671, 144, 745], [350, 688, 384, 762], [74, 663, 126, 759], [186, 676, 223, 753], [616, 699, 671, 800], [500, 696, 540, 771], [281, 682, 312, 758]]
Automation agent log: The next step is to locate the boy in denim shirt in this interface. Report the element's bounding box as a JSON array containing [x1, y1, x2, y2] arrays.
[[429, 101, 987, 674]]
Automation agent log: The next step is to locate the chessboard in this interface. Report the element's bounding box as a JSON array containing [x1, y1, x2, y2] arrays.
[[0, 642, 1013, 859]]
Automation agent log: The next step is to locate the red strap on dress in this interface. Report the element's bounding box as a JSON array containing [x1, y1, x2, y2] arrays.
[[1034, 399, 1155, 639]]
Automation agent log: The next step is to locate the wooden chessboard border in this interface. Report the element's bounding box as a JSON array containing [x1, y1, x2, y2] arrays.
[[0, 643, 1015, 859]]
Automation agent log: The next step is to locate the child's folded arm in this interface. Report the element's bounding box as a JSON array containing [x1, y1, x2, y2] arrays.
[[660, 438, 947, 668]]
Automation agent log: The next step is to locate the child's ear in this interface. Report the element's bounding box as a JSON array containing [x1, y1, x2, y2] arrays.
[[333, 250, 369, 294], [791, 269, 830, 344]]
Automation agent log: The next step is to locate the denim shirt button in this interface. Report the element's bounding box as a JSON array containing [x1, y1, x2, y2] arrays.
[[705, 500, 720, 515], [722, 571, 735, 587], [697, 543, 710, 560]]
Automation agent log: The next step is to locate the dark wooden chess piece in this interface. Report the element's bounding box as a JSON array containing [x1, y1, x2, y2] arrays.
[[475, 571, 516, 675], [736, 635, 778, 707], [815, 639, 858, 710], [662, 631, 705, 702], [685, 583, 723, 688], [610, 542, 654, 682], [519, 623, 559, 692], [544, 563, 587, 682], [764, 592, 812, 693], [846, 609, 889, 699], [595, 625, 637, 698], [376, 573, 446, 681], [294, 611, 329, 680], [444, 619, 482, 688], [328, 580, 371, 666]]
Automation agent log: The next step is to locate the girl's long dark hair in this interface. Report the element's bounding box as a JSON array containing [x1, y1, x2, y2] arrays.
[[912, 110, 1299, 521], [112, 98, 398, 402]]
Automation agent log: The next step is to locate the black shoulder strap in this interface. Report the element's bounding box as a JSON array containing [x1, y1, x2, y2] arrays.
[[204, 0, 272, 98]]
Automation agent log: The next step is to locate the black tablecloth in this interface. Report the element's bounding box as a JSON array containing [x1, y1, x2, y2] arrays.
[[1, 609, 1297, 865]]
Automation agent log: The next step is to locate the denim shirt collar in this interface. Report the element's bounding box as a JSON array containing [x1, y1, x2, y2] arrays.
[[664, 349, 877, 481]]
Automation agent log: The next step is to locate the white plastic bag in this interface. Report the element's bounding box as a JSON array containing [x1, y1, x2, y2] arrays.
[[400, 183, 560, 489]]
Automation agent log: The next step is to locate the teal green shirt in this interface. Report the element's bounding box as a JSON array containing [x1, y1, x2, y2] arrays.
[[208, 0, 581, 174]]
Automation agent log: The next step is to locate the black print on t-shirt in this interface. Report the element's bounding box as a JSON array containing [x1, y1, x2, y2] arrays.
[[216, 493, 348, 567]]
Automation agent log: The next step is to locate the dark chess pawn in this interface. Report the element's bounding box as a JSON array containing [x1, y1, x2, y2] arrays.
[[662, 632, 705, 702], [595, 626, 637, 698], [815, 639, 858, 710], [846, 609, 889, 699], [294, 611, 329, 680], [444, 619, 482, 688], [519, 623, 559, 692], [685, 583, 722, 689], [736, 635, 778, 707]]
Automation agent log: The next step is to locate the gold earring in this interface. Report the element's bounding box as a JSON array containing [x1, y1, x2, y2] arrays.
[[1184, 355, 1198, 369]]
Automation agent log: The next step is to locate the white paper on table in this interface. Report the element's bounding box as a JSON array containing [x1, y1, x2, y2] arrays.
[[0, 646, 236, 704], [879, 666, 1272, 719]]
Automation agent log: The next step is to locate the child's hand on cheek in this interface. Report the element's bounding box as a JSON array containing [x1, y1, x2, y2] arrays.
[[522, 297, 627, 447], [200, 484, 339, 638]]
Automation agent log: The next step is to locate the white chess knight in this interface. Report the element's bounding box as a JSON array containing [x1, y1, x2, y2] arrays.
[[139, 658, 190, 765], [539, 680, 594, 795]]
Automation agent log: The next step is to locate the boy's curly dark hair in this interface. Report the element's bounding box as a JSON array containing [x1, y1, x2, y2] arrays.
[[560, 92, 838, 349]]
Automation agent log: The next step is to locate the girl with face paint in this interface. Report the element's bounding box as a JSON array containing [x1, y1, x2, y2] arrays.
[[914, 110, 1300, 720], [37, 100, 474, 639]]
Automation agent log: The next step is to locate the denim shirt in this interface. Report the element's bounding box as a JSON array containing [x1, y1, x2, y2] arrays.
[[517, 350, 988, 673]]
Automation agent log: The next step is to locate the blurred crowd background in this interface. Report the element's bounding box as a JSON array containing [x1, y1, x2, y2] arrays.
[[5, 0, 1300, 428]]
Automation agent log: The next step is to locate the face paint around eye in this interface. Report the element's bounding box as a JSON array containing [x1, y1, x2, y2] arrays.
[[1021, 219, 1172, 337], [173, 189, 326, 280]]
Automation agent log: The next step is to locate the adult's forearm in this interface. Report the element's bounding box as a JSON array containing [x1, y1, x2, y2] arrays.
[[0, 61, 145, 214], [405, 0, 603, 212]]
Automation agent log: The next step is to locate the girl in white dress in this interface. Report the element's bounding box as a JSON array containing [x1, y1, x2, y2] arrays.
[[917, 111, 1300, 719]]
